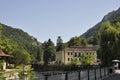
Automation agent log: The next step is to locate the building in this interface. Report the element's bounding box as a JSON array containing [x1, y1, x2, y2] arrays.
[[56, 46, 97, 65], [0, 50, 10, 70]]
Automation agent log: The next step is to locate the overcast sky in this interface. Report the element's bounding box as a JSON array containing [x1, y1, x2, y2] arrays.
[[0, 0, 120, 44]]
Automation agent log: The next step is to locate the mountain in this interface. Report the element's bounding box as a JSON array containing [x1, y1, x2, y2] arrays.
[[1, 24, 40, 46], [81, 8, 120, 38], [0, 23, 42, 57]]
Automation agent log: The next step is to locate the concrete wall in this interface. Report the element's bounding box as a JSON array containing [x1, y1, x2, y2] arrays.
[[37, 67, 113, 80]]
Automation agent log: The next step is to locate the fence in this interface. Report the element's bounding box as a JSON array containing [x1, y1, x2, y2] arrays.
[[35, 66, 114, 80]]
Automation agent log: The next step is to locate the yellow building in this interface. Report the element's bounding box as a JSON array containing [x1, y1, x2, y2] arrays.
[[56, 46, 97, 65]]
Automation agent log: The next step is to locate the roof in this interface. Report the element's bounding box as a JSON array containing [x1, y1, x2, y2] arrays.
[[0, 50, 10, 57], [67, 46, 95, 51]]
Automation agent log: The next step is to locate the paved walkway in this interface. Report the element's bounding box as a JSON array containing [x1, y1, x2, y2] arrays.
[[103, 70, 120, 80]]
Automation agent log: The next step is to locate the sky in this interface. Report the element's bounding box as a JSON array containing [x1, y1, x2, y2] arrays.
[[0, 0, 120, 44]]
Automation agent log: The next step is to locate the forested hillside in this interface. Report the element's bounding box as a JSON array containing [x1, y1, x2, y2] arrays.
[[81, 8, 120, 39], [0, 23, 43, 63]]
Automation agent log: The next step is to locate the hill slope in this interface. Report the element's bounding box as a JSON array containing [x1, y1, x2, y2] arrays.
[[81, 8, 120, 38], [0, 23, 41, 57]]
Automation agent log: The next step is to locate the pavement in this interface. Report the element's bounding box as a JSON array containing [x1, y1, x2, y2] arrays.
[[103, 70, 120, 80]]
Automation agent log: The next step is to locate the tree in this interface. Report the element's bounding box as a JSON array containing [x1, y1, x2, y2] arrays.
[[0, 60, 5, 70], [56, 36, 65, 51], [99, 21, 114, 65], [81, 54, 94, 66], [68, 36, 87, 47], [47, 38, 54, 47], [88, 36, 98, 45], [43, 46, 56, 65], [0, 23, 41, 63], [80, 38, 88, 46], [70, 58, 80, 65], [0, 39, 18, 54], [0, 24, 2, 38], [99, 21, 120, 65], [43, 39, 56, 65], [42, 39, 54, 49], [11, 50, 31, 67], [36, 46, 43, 63]]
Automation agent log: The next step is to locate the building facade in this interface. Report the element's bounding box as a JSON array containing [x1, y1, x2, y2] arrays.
[[56, 46, 97, 65]]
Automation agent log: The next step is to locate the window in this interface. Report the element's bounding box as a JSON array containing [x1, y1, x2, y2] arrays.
[[87, 53, 89, 55], [68, 52, 70, 55], [74, 53, 77, 57], [79, 53, 81, 57], [68, 58, 70, 61]]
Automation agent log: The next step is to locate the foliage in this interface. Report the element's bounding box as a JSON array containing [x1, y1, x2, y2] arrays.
[[0, 39, 18, 54], [81, 8, 120, 65], [88, 36, 98, 45], [0, 73, 5, 80], [18, 65, 37, 80], [43, 45, 56, 65], [99, 21, 120, 65], [56, 36, 65, 51], [11, 50, 31, 66], [70, 58, 80, 65], [0, 24, 2, 38], [0, 60, 5, 70], [43, 39, 56, 65], [0, 23, 43, 64], [36, 46, 43, 62], [68, 36, 87, 47], [81, 54, 94, 66]]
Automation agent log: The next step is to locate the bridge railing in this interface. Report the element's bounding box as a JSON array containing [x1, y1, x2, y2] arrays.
[[36, 66, 114, 80]]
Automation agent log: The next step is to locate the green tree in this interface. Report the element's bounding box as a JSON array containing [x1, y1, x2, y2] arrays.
[[11, 50, 31, 67], [56, 36, 65, 51], [0, 39, 17, 54], [0, 23, 41, 62], [36, 46, 43, 63], [88, 36, 98, 45], [68, 36, 87, 47], [81, 38, 88, 46], [0, 60, 5, 70], [44, 46, 56, 65], [70, 58, 80, 65], [43, 39, 56, 65], [81, 54, 94, 66], [99, 21, 120, 65], [0, 24, 2, 38]]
